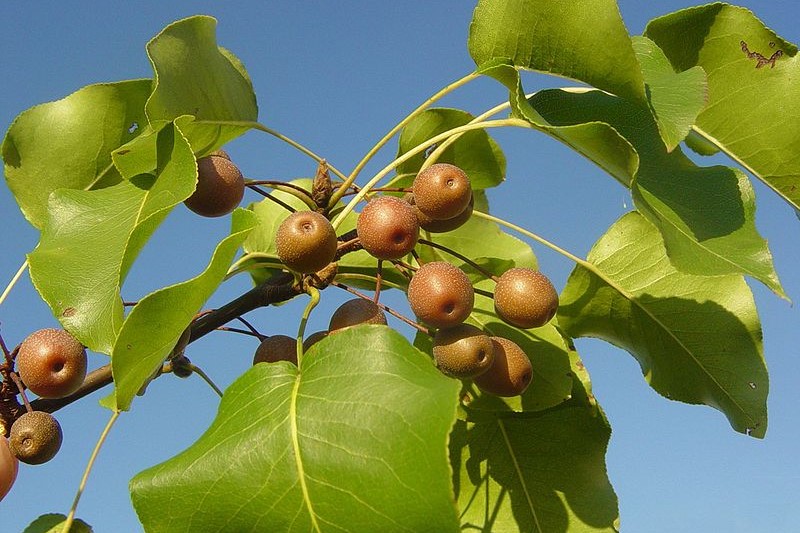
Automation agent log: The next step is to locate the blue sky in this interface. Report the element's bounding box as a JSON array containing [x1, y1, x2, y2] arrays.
[[1, 2, 798, 531]]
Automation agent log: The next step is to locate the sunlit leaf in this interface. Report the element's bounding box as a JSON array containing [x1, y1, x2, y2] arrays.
[[559, 212, 767, 437], [529, 88, 784, 297], [468, 0, 646, 104], [111, 209, 256, 411], [146, 15, 258, 153], [28, 123, 197, 353], [131, 326, 461, 532], [2, 80, 150, 228], [646, 4, 800, 210]]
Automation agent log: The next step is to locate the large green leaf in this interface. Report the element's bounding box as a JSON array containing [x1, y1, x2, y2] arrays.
[[452, 359, 618, 532], [145, 15, 258, 154], [2, 79, 151, 228], [529, 88, 784, 298], [645, 4, 800, 210], [559, 212, 767, 437], [111, 209, 256, 411], [396, 108, 506, 189], [27, 123, 197, 354], [131, 326, 461, 532], [632, 36, 707, 152], [468, 0, 646, 105]]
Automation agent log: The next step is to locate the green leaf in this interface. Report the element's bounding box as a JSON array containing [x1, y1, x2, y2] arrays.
[[131, 326, 461, 532], [23, 514, 92, 533], [478, 62, 639, 188], [452, 368, 618, 531], [529, 88, 784, 298], [111, 209, 256, 411], [146, 15, 258, 153], [632, 36, 707, 152], [559, 212, 767, 437], [396, 108, 506, 189], [2, 80, 151, 228], [468, 0, 646, 104], [645, 4, 800, 210], [27, 122, 197, 354]]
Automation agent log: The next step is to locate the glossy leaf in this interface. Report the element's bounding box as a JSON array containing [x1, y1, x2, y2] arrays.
[[632, 36, 707, 152], [396, 108, 506, 189], [529, 88, 784, 297], [559, 212, 767, 437], [646, 4, 800, 210], [2, 80, 151, 228], [468, 0, 646, 104], [28, 123, 197, 354], [131, 326, 461, 532], [111, 209, 256, 411], [146, 15, 258, 153], [452, 364, 618, 531]]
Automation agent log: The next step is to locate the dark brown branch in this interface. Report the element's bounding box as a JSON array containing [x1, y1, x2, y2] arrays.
[[27, 272, 299, 415]]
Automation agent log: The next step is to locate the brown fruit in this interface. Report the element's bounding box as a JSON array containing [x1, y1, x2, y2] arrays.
[[410, 193, 474, 233], [184, 154, 245, 217], [303, 330, 329, 352], [412, 163, 472, 220], [494, 268, 559, 329], [253, 335, 298, 366], [356, 196, 419, 260], [0, 437, 18, 501], [329, 299, 387, 332], [474, 337, 533, 397], [275, 210, 338, 273], [16, 328, 87, 399], [9, 411, 62, 465], [407, 261, 474, 328], [432, 324, 494, 379]]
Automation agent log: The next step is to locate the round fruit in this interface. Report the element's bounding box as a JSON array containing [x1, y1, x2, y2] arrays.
[[0, 437, 18, 502], [303, 330, 329, 352], [184, 154, 245, 217], [9, 411, 63, 465], [412, 193, 474, 234], [407, 262, 474, 328], [474, 337, 533, 397], [276, 210, 338, 273], [432, 324, 494, 379], [412, 163, 472, 220], [494, 268, 559, 329], [253, 335, 298, 366], [356, 196, 419, 260], [329, 299, 387, 332], [16, 328, 87, 399]]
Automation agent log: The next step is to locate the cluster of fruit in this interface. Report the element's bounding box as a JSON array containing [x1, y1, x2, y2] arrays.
[[1, 328, 87, 500], [263, 161, 559, 398]]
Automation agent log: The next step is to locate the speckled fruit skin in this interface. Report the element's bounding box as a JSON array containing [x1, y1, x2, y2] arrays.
[[412, 163, 472, 220], [413, 193, 474, 233], [0, 437, 18, 502], [275, 210, 338, 273], [184, 154, 245, 217], [432, 324, 494, 379], [9, 411, 63, 465], [253, 335, 298, 366], [356, 196, 419, 260], [329, 299, 387, 332], [494, 268, 559, 329], [474, 337, 533, 397], [407, 261, 474, 328], [16, 328, 87, 399]]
